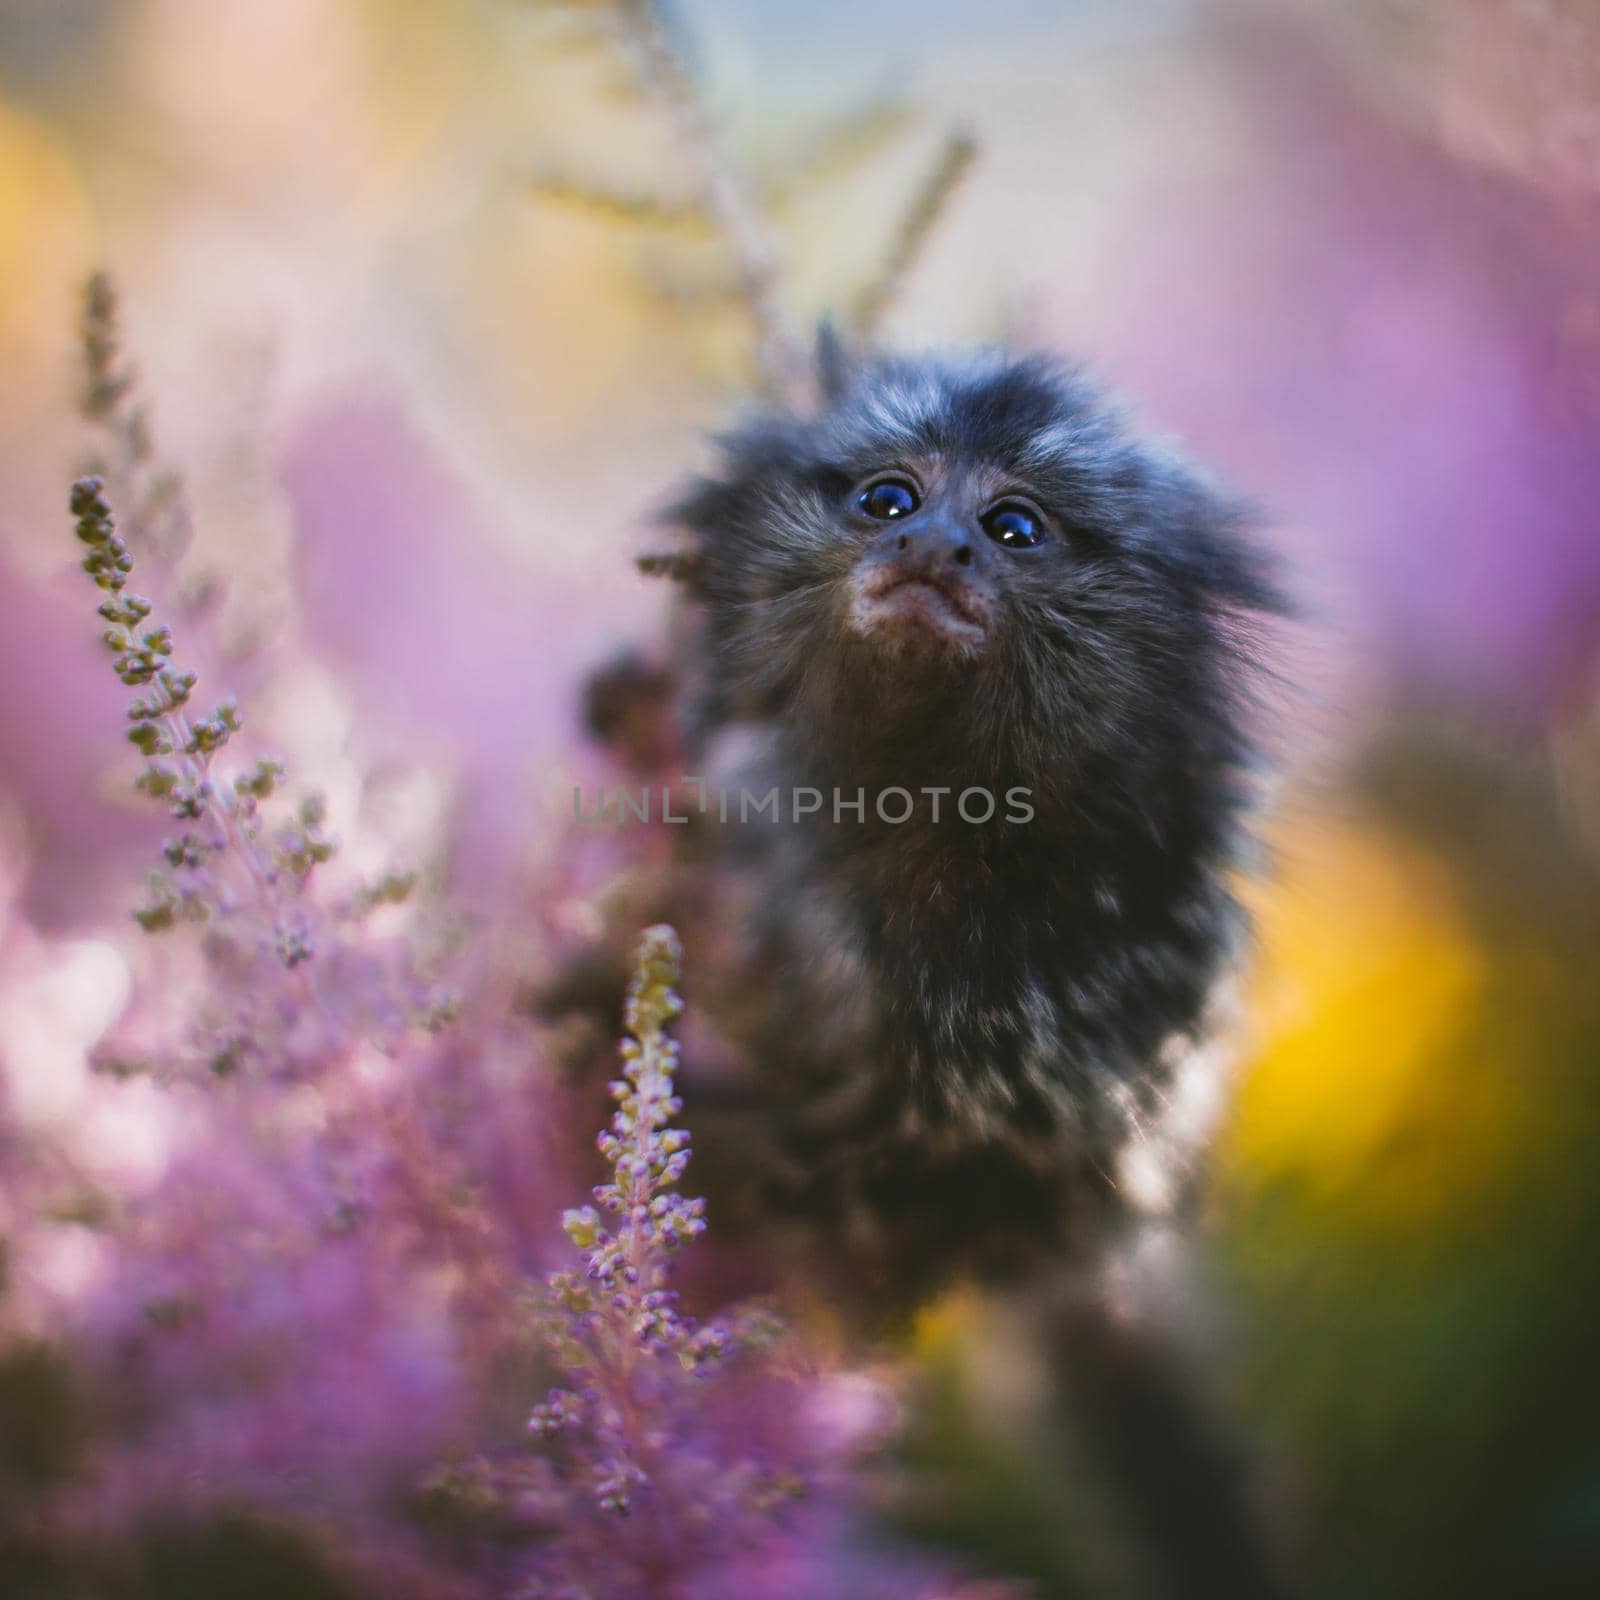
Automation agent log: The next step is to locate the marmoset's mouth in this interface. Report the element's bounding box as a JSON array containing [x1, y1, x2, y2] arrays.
[[848, 567, 992, 651]]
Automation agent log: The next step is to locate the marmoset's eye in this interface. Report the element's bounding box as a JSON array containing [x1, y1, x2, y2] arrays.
[[856, 478, 919, 521], [982, 502, 1047, 550]]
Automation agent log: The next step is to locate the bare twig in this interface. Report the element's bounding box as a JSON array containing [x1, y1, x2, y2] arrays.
[[525, 169, 716, 231], [760, 99, 916, 208], [607, 0, 810, 404], [635, 547, 701, 583], [851, 128, 976, 338], [521, 3, 973, 396]]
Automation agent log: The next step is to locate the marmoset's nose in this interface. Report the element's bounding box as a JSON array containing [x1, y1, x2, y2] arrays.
[[892, 514, 975, 569]]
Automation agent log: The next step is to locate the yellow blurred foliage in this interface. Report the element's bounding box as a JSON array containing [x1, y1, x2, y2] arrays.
[[350, 0, 486, 188], [0, 98, 93, 425], [1223, 815, 1533, 1231]]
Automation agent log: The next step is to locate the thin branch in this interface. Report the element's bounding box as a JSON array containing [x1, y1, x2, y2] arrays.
[[608, 0, 810, 405], [851, 127, 977, 338], [635, 548, 701, 583], [760, 98, 916, 208], [525, 169, 716, 232]]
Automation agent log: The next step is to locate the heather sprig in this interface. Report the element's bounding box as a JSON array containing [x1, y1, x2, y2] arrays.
[[70, 412, 449, 1083], [65, 281, 480, 1094], [78, 271, 192, 568], [70, 472, 332, 960], [468, 924, 904, 1598], [531, 926, 735, 1508], [71, 282, 434, 997]]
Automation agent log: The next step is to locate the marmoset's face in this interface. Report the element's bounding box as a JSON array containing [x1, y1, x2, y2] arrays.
[[841, 459, 1054, 658], [674, 352, 1273, 752]]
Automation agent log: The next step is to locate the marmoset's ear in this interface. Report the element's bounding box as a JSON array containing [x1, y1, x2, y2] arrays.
[[814, 320, 857, 407]]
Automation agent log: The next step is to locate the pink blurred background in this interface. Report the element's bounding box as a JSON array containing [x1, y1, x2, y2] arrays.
[[3, 3, 1599, 1595]]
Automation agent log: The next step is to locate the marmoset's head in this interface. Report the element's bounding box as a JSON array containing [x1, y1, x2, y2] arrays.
[[670, 347, 1279, 785]]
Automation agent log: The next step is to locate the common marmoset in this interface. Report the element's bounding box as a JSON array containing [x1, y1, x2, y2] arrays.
[[651, 344, 1279, 1274], [559, 343, 1291, 1596]]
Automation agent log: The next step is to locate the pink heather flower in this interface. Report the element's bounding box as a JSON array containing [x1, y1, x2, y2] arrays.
[[0, 277, 1010, 1600]]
